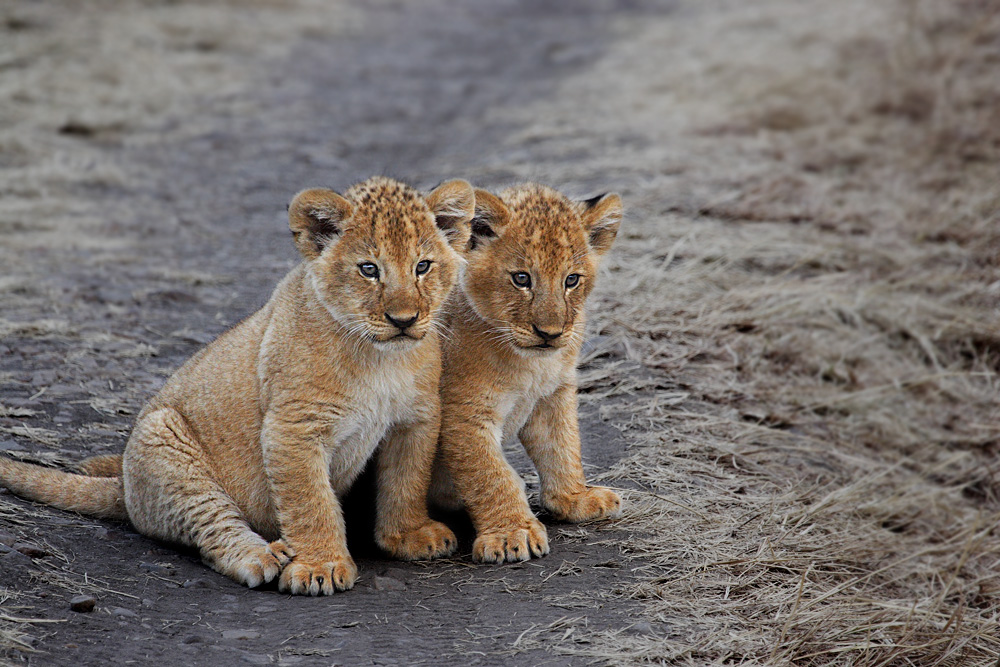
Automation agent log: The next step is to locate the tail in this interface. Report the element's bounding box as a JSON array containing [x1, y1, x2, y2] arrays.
[[74, 454, 124, 478], [0, 456, 128, 520]]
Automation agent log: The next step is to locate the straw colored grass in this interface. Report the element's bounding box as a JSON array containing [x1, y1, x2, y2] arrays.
[[504, 0, 1000, 663]]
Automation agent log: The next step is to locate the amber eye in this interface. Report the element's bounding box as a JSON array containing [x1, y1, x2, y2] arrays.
[[565, 274, 580, 289], [415, 260, 431, 276], [359, 262, 379, 279], [511, 272, 532, 288]]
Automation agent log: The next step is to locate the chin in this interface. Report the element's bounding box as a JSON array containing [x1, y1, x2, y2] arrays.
[[512, 342, 562, 357], [371, 334, 423, 353]]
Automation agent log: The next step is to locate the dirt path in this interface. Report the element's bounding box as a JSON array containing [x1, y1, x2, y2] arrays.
[[1, 1, 663, 664]]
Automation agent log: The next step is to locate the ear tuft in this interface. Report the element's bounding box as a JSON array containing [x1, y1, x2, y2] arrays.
[[579, 193, 623, 257], [288, 188, 353, 260], [467, 189, 510, 252], [426, 179, 475, 254]]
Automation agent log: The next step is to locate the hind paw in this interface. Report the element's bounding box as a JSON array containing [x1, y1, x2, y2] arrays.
[[215, 539, 294, 588]]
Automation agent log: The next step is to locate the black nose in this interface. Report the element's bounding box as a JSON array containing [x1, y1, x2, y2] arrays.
[[386, 313, 418, 330], [532, 325, 562, 342]]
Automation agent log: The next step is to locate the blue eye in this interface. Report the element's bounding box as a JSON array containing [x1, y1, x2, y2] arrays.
[[565, 274, 580, 288], [511, 272, 531, 288], [359, 262, 379, 279], [416, 260, 431, 276]]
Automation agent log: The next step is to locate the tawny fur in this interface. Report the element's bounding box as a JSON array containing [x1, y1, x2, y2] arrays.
[[432, 184, 624, 563], [0, 176, 476, 595]]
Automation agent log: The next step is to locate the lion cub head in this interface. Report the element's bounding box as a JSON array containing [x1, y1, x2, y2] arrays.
[[461, 183, 623, 354], [288, 177, 474, 350]]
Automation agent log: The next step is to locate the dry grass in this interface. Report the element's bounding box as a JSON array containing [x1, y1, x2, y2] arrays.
[[534, 0, 1000, 663]]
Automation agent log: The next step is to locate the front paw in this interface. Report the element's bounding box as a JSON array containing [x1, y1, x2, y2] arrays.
[[379, 521, 457, 561], [278, 555, 357, 596], [473, 518, 549, 563], [544, 486, 622, 522]]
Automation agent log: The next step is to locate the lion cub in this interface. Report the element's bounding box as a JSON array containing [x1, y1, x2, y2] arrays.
[[434, 183, 624, 563], [0, 177, 475, 595]]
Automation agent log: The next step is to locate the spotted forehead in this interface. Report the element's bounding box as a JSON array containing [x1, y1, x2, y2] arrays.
[[345, 177, 439, 260], [499, 184, 588, 271]]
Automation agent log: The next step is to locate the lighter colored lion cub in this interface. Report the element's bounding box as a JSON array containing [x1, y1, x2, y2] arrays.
[[434, 184, 624, 563], [0, 177, 476, 595]]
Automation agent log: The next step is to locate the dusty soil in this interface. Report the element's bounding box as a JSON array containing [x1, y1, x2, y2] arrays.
[[3, 0, 1000, 665], [0, 1, 657, 664]]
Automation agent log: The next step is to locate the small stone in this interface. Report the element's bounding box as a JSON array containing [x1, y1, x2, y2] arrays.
[[111, 607, 137, 618], [90, 527, 109, 540], [0, 531, 16, 546], [222, 629, 261, 641], [182, 578, 216, 589], [2, 549, 34, 568], [252, 604, 277, 614], [141, 598, 155, 609], [627, 621, 655, 635], [182, 635, 204, 645], [373, 575, 405, 591], [69, 595, 96, 613], [278, 657, 304, 666], [14, 542, 50, 559], [242, 655, 271, 665], [139, 561, 171, 574]]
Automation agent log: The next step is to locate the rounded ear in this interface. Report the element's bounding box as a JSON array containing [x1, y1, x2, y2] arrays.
[[288, 188, 353, 260], [426, 179, 475, 254], [467, 189, 511, 251], [579, 193, 623, 257]]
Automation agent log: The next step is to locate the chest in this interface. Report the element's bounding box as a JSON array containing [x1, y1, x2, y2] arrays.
[[499, 358, 567, 446], [324, 361, 424, 489]]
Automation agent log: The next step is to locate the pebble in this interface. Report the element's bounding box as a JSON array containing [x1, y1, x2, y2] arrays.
[[222, 629, 261, 641], [142, 598, 155, 609], [139, 561, 171, 574], [252, 604, 277, 614], [627, 621, 655, 635], [69, 595, 96, 613], [2, 549, 34, 568], [111, 607, 138, 618], [182, 578, 217, 589], [373, 575, 405, 592], [0, 531, 16, 546], [14, 542, 50, 559], [242, 655, 271, 665], [182, 635, 204, 645]]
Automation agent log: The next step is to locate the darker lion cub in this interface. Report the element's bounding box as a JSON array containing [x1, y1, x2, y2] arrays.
[[434, 183, 624, 563], [0, 177, 475, 595]]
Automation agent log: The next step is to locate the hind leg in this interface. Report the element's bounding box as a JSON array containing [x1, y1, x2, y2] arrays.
[[123, 408, 292, 588]]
